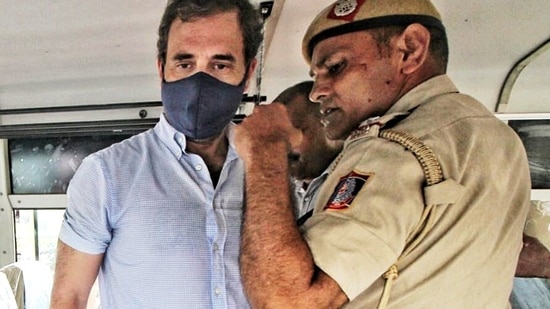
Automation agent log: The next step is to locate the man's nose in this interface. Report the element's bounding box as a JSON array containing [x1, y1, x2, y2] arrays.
[[309, 81, 328, 104]]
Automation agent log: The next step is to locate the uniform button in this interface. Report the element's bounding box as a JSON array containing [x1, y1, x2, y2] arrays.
[[195, 164, 203, 171]]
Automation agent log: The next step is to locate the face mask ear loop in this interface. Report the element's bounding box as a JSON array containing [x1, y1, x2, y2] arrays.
[[160, 64, 168, 83]]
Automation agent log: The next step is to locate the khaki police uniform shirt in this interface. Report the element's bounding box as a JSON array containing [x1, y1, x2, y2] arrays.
[[302, 75, 531, 308]]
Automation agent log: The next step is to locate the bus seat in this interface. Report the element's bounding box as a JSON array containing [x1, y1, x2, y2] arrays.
[[0, 261, 52, 309], [0, 272, 18, 309], [0, 263, 24, 309]]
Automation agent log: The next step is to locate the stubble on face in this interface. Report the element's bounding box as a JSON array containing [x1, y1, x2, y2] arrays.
[[311, 31, 402, 140]]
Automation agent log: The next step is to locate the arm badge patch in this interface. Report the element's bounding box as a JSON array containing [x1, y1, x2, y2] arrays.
[[324, 171, 372, 211]]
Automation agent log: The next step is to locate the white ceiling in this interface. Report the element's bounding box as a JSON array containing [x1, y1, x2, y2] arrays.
[[0, 0, 549, 120]]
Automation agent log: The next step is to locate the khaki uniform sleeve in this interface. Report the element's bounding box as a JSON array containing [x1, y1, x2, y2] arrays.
[[303, 138, 425, 300]]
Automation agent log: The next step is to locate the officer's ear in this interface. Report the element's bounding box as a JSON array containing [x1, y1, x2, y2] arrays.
[[396, 23, 430, 75]]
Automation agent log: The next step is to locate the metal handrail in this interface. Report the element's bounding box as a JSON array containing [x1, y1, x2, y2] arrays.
[[496, 38, 550, 113]]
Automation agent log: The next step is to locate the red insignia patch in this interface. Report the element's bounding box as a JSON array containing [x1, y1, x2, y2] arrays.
[[324, 171, 371, 211], [327, 0, 367, 22]]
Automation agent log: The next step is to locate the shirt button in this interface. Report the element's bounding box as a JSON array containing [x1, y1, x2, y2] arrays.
[[213, 243, 219, 251], [214, 287, 221, 296], [195, 164, 203, 171]]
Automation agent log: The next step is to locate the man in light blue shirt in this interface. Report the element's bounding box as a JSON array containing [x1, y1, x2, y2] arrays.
[[50, 0, 263, 308]]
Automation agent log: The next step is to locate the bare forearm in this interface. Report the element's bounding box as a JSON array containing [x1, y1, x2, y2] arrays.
[[51, 271, 92, 309], [236, 103, 348, 308], [240, 142, 316, 307], [50, 241, 101, 309], [50, 295, 87, 309]]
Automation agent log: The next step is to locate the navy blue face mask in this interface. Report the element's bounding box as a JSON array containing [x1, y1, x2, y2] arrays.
[[161, 72, 246, 140]]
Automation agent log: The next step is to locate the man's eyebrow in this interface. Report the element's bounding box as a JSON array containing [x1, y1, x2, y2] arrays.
[[171, 53, 236, 63], [172, 53, 193, 61], [309, 54, 329, 78], [213, 54, 236, 62]]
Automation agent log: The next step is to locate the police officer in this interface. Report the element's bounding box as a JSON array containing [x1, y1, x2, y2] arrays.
[[234, 0, 531, 308]]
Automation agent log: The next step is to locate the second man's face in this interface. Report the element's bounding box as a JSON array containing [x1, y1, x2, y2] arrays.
[[287, 96, 344, 181], [308, 31, 405, 140]]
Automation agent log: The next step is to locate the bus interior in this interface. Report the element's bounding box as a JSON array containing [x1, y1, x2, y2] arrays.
[[0, 0, 549, 308]]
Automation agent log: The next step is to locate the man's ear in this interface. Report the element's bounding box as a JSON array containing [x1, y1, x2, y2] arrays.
[[243, 58, 258, 91], [396, 23, 431, 75], [156, 58, 164, 81]]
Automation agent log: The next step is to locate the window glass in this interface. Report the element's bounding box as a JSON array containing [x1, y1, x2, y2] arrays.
[[9, 135, 132, 194], [509, 119, 550, 189]]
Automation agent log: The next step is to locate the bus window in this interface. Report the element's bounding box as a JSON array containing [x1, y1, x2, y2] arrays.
[[1, 133, 139, 268], [14, 209, 65, 273], [9, 135, 132, 194]]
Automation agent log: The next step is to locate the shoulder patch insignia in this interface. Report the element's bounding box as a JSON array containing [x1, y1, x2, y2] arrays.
[[324, 171, 372, 211], [328, 0, 366, 21]]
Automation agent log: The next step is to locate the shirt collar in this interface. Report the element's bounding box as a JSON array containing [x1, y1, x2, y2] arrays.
[[154, 114, 238, 161], [386, 74, 459, 115], [348, 75, 459, 142], [154, 114, 182, 159]]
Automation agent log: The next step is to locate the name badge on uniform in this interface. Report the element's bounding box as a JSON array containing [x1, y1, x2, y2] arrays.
[[324, 171, 372, 211]]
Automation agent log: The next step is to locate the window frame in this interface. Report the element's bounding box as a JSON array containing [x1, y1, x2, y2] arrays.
[[497, 112, 550, 200]]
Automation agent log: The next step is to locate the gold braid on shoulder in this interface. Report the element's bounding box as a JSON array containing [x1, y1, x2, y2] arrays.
[[379, 129, 443, 186], [377, 129, 444, 309]]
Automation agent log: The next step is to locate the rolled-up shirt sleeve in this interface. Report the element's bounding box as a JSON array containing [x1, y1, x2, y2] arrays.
[[59, 154, 113, 255]]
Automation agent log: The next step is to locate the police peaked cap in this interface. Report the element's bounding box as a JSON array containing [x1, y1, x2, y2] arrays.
[[302, 0, 445, 64]]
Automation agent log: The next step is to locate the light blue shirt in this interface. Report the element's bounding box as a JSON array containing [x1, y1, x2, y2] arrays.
[[293, 172, 328, 221], [59, 115, 249, 309]]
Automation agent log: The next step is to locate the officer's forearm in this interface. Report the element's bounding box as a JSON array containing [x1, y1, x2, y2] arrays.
[[240, 141, 316, 307]]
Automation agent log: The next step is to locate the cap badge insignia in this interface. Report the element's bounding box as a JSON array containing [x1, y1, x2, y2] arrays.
[[328, 0, 365, 21], [324, 171, 371, 211]]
